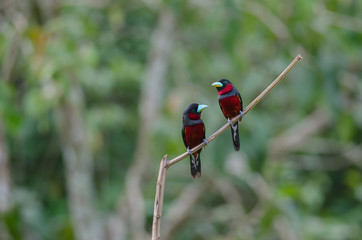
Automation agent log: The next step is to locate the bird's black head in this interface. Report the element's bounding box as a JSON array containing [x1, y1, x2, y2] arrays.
[[212, 79, 234, 94], [183, 103, 208, 120]]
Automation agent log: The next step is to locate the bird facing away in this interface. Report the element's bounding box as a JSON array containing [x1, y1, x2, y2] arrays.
[[212, 79, 244, 151], [182, 103, 208, 178]]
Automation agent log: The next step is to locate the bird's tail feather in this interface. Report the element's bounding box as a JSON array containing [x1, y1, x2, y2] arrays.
[[190, 151, 201, 178], [231, 122, 240, 151]]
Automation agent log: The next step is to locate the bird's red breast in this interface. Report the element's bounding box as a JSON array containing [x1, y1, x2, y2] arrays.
[[219, 95, 242, 119], [184, 123, 205, 149]]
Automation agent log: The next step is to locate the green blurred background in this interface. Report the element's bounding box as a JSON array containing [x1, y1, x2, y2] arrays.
[[0, 0, 361, 239]]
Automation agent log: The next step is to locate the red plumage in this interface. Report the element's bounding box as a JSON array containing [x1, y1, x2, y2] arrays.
[[182, 103, 207, 178], [213, 79, 243, 151], [184, 124, 205, 149], [219, 95, 242, 119]]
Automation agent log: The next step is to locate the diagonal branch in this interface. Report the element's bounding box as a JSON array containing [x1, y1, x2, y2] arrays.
[[152, 55, 302, 240], [168, 54, 302, 167]]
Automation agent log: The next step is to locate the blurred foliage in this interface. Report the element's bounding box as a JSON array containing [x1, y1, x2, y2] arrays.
[[0, 0, 361, 239]]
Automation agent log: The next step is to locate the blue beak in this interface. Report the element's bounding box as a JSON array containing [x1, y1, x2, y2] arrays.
[[212, 81, 223, 88], [197, 104, 208, 113]]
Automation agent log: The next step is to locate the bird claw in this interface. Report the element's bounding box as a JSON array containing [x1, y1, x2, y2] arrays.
[[239, 111, 245, 118], [186, 147, 193, 156], [227, 118, 233, 125], [203, 139, 208, 145]]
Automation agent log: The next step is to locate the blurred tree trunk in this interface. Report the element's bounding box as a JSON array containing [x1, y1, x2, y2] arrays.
[[0, 120, 11, 212], [0, 120, 12, 240], [119, 6, 175, 240], [56, 84, 104, 240]]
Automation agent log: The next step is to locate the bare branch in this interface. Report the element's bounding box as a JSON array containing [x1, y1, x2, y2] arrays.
[[168, 55, 302, 167], [152, 155, 168, 240], [152, 55, 302, 239]]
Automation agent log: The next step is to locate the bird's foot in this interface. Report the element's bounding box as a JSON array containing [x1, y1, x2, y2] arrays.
[[227, 118, 233, 125], [186, 147, 193, 156], [239, 110, 245, 118], [203, 139, 208, 145]]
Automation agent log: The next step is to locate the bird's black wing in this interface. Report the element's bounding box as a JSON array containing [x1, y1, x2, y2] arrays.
[[218, 100, 227, 119], [201, 120, 206, 140], [182, 124, 187, 148], [236, 91, 243, 110]]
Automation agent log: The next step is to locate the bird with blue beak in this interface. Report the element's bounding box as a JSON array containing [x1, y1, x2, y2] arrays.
[[182, 103, 208, 178], [212, 79, 244, 151]]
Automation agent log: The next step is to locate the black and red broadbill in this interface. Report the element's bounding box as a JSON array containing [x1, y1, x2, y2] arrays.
[[212, 79, 244, 151], [182, 103, 208, 178]]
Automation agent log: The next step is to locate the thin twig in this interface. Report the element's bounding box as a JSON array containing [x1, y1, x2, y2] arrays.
[[168, 54, 302, 167], [152, 55, 302, 239], [152, 155, 168, 240]]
